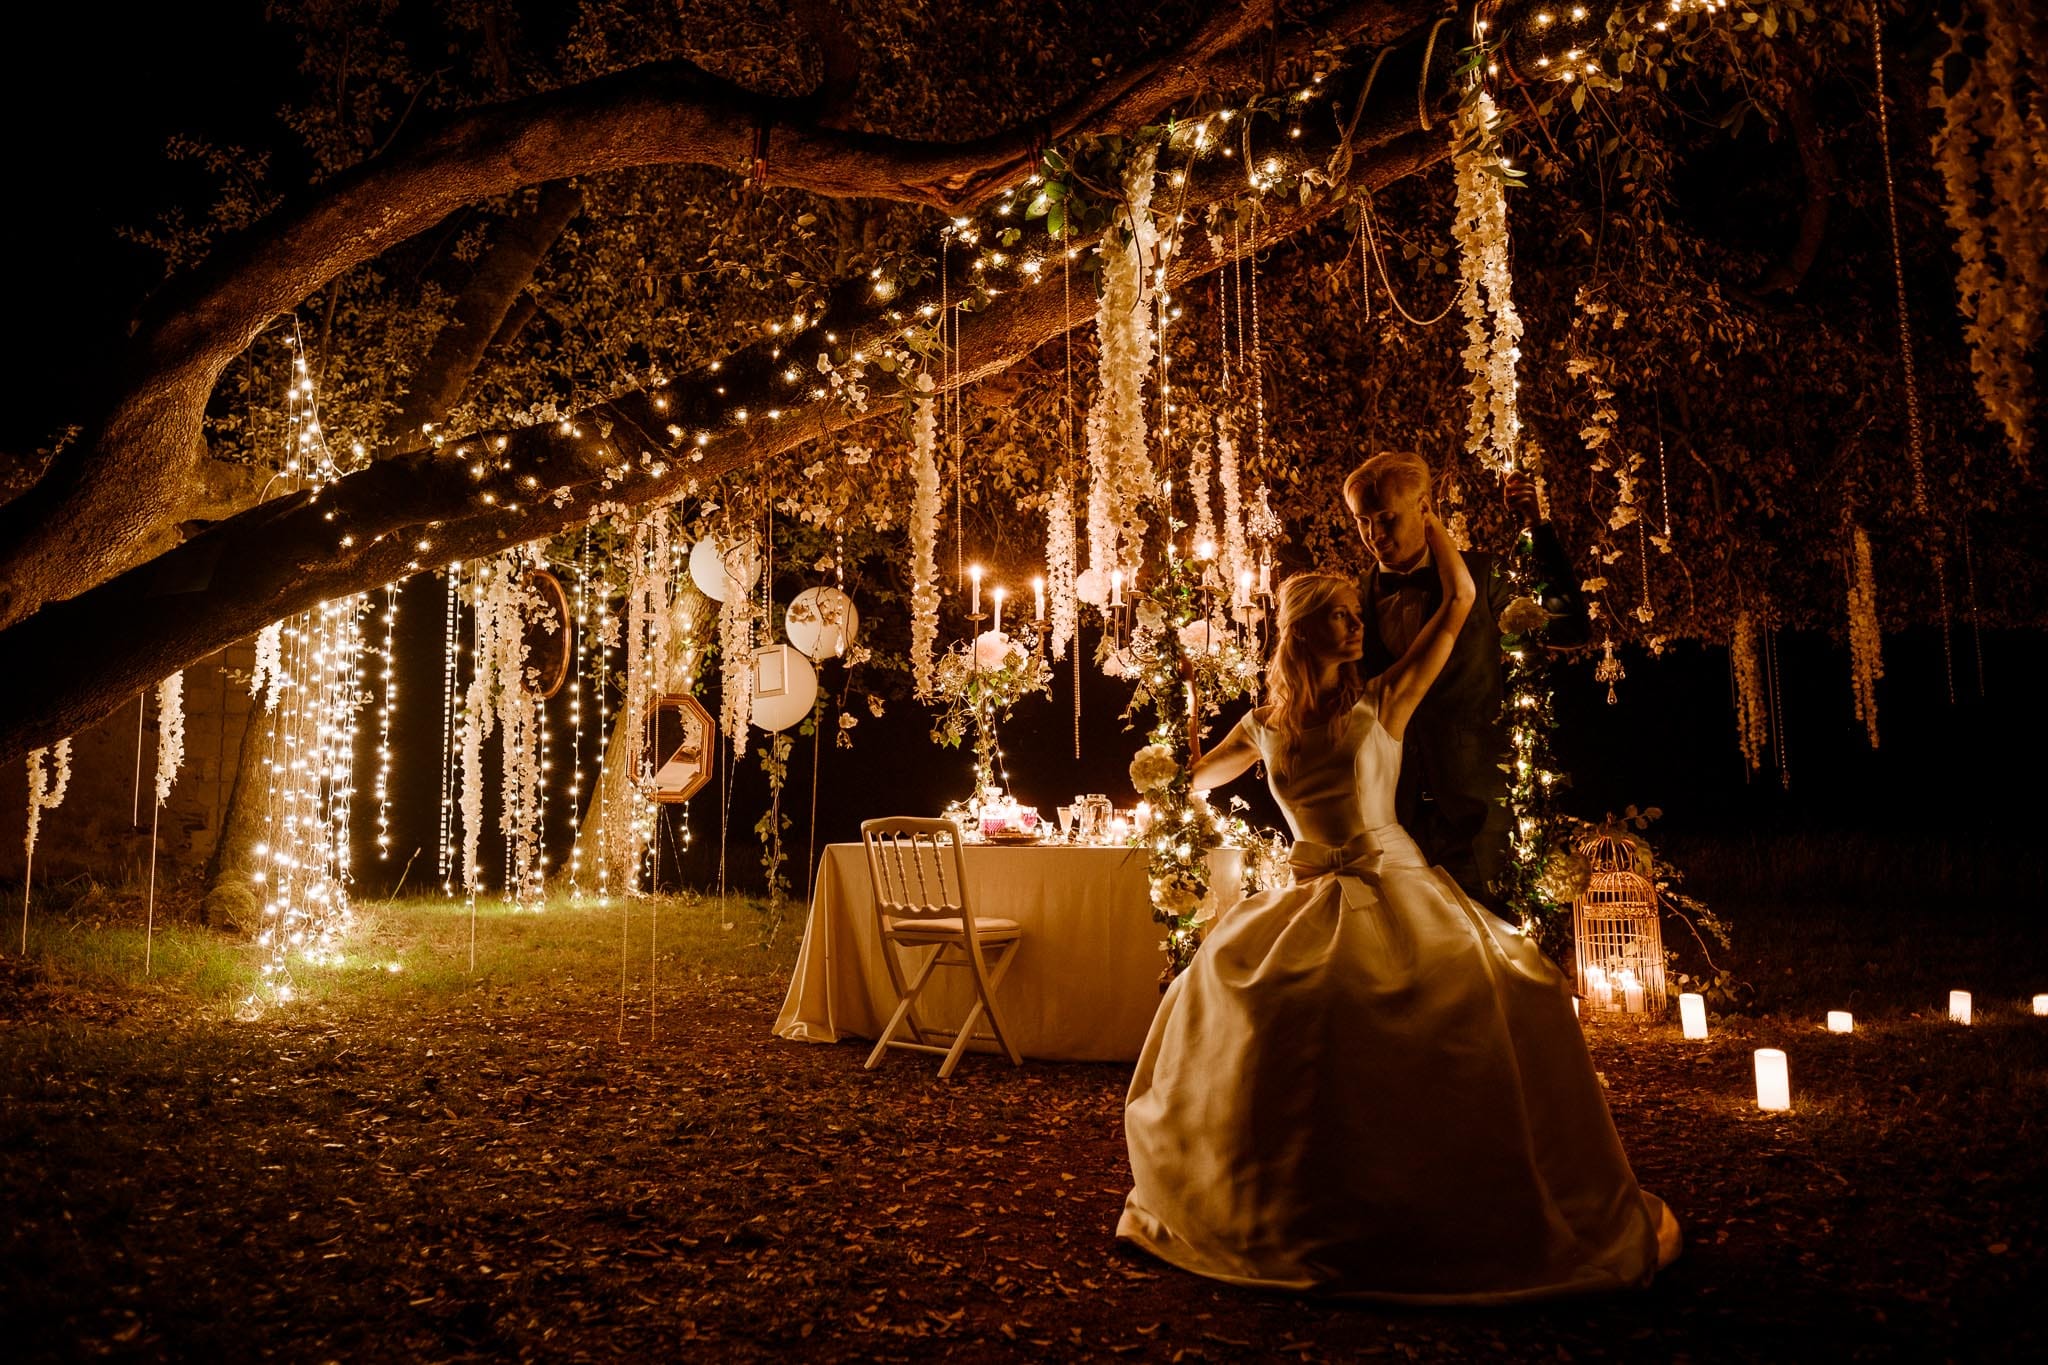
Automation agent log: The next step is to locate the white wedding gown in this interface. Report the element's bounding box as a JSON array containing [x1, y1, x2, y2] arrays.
[[1119, 694, 1681, 1302]]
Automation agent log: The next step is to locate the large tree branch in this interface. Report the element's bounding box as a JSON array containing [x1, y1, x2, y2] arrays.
[[1, 2, 1420, 629], [0, 106, 1451, 762]]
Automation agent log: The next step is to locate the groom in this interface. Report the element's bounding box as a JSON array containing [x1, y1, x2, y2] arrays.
[[1343, 451, 1585, 919]]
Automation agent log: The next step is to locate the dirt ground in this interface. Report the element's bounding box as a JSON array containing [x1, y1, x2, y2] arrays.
[[1, 893, 2043, 1362]]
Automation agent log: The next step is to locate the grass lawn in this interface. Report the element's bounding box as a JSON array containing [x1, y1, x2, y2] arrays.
[[1, 879, 2043, 1361]]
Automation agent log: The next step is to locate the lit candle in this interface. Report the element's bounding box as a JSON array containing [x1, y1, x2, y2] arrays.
[[992, 586, 1005, 635], [1949, 990, 1972, 1025], [1032, 575, 1045, 622], [1110, 570, 1123, 608], [2035, 994, 2048, 1016], [1196, 538, 1215, 561], [1754, 1048, 1791, 1112], [969, 563, 982, 615], [1621, 970, 1645, 1015], [1237, 569, 1252, 609], [1679, 992, 1708, 1039], [1258, 557, 1271, 595], [1827, 1011, 1854, 1034]]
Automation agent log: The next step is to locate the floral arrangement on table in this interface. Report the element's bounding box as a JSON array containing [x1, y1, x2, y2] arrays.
[[1116, 550, 1263, 980], [928, 630, 1053, 804]]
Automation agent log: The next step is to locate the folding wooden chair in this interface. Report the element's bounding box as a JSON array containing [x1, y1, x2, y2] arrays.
[[860, 817, 1024, 1079]]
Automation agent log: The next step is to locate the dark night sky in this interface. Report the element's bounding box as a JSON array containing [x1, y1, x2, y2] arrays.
[[10, 5, 2043, 899]]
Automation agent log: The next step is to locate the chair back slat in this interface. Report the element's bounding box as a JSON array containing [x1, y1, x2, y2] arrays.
[[861, 817, 970, 925]]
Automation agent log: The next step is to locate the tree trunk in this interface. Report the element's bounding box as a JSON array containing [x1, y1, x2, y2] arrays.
[[201, 699, 270, 933]]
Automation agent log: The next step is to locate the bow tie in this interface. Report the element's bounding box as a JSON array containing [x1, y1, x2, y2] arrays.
[[1376, 566, 1436, 595]]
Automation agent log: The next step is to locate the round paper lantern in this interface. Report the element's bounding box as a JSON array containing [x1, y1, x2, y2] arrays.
[[785, 586, 860, 659], [749, 644, 818, 732], [689, 536, 760, 602]]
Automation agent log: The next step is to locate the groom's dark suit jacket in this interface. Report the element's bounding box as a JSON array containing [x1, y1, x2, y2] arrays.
[[1360, 525, 1584, 916]]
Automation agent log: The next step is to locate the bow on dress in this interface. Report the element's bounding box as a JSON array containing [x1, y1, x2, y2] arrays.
[[1288, 833, 1385, 910]]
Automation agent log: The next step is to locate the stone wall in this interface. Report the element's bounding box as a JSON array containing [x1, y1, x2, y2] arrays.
[[3, 641, 258, 888]]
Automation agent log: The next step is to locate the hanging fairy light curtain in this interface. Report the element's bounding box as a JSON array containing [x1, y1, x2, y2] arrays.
[[907, 386, 942, 694]]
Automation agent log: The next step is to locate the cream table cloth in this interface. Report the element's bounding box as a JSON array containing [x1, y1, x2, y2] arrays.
[[774, 843, 1242, 1063]]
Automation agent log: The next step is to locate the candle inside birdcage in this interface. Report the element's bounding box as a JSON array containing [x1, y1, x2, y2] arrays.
[[1571, 828, 1667, 1019]]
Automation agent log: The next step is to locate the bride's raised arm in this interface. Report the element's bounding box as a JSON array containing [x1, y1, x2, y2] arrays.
[[1374, 511, 1476, 742], [1190, 711, 1262, 790]]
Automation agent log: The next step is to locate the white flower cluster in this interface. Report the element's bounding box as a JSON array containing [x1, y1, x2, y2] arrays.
[[1093, 140, 1162, 569], [1730, 612, 1769, 773], [1452, 90, 1524, 474], [1150, 864, 1206, 917], [1128, 743, 1179, 794], [1847, 524, 1883, 750], [908, 390, 941, 696], [154, 671, 185, 807], [1045, 474, 1077, 660], [1188, 428, 1216, 552], [24, 738, 73, 862]]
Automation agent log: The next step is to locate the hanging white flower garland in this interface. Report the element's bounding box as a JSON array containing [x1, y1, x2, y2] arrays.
[[908, 388, 942, 696], [252, 622, 285, 708], [23, 740, 72, 866], [154, 672, 185, 806], [1452, 89, 1524, 474], [1731, 611, 1770, 772], [1847, 524, 1884, 750], [1094, 140, 1162, 568], [1046, 473, 1077, 660]]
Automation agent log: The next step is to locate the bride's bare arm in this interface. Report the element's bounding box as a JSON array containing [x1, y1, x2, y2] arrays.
[[1375, 513, 1476, 741], [1191, 715, 1262, 790]]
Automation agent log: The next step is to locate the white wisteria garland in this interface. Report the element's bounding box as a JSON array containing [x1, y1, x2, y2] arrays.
[[1094, 140, 1162, 567], [1081, 404, 1113, 604], [1046, 473, 1077, 660], [153, 671, 186, 807], [1847, 524, 1884, 749], [1731, 611, 1770, 772], [1452, 89, 1524, 474], [21, 739, 73, 953]]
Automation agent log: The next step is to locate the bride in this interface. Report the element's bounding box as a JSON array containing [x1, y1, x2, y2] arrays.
[[1118, 510, 1681, 1302]]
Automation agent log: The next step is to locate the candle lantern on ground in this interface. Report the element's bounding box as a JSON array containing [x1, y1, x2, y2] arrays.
[[1571, 828, 1667, 1018]]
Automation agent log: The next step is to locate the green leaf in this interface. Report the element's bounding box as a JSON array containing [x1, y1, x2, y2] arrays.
[[1571, 84, 1587, 114]]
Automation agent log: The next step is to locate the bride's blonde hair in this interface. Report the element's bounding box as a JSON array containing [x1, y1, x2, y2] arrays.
[[1264, 572, 1366, 755]]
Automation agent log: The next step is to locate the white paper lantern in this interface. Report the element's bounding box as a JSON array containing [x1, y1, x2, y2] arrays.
[[1948, 990, 1972, 1025], [749, 644, 817, 732], [1754, 1049, 1791, 1112], [1678, 992, 1708, 1040], [689, 536, 760, 603], [2034, 993, 2047, 1016], [785, 586, 859, 659], [1827, 1011, 1854, 1034]]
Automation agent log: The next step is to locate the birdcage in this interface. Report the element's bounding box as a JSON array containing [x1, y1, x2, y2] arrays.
[[1572, 829, 1667, 1018]]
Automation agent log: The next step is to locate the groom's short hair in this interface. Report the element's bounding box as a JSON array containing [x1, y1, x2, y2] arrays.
[[1343, 451, 1432, 512]]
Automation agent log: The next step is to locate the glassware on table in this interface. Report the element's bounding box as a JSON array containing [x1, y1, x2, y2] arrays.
[[1056, 805, 1076, 841]]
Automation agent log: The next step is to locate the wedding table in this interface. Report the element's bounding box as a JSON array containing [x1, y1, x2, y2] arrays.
[[773, 842, 1243, 1063]]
